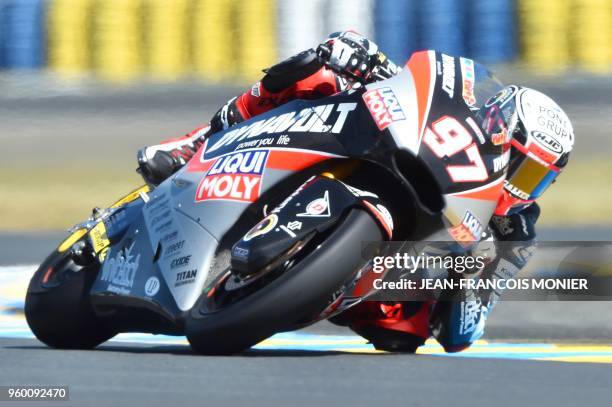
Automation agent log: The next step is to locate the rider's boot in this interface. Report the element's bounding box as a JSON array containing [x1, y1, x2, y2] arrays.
[[137, 95, 249, 186], [137, 125, 210, 186]]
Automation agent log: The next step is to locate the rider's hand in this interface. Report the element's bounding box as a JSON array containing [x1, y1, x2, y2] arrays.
[[316, 31, 400, 83], [316, 31, 379, 82]]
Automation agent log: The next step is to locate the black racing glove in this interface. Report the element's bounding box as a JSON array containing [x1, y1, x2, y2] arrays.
[[316, 31, 400, 83]]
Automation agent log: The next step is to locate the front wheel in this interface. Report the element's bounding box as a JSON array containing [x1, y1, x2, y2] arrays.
[[25, 243, 115, 349], [185, 208, 383, 355]]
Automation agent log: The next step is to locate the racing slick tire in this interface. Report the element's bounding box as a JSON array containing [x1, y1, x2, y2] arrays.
[[25, 246, 115, 349], [186, 208, 383, 355]]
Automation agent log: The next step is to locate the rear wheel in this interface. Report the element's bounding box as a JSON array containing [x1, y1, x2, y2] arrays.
[[185, 208, 383, 355], [25, 244, 115, 349]]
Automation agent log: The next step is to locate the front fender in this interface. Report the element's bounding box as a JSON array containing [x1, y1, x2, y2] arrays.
[[230, 175, 393, 277]]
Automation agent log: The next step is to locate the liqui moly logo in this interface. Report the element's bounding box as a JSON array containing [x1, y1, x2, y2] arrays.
[[461, 210, 484, 241], [195, 150, 268, 202], [363, 87, 406, 130], [449, 211, 484, 245]]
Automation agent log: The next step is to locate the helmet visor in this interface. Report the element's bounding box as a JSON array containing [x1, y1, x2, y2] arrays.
[[506, 139, 561, 200]]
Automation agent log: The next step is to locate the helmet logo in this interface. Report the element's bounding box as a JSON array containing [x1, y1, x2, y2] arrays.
[[531, 131, 563, 154], [504, 180, 530, 200]]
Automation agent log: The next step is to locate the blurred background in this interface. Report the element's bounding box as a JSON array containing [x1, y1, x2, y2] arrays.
[[0, 0, 611, 231]]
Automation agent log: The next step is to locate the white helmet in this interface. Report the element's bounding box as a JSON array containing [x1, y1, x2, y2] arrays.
[[480, 86, 575, 215]]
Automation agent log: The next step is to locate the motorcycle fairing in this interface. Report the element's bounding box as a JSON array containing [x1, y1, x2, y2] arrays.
[[87, 96, 380, 316], [88, 50, 508, 319], [373, 50, 507, 245], [90, 189, 219, 313]]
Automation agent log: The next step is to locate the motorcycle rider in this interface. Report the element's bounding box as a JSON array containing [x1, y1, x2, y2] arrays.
[[137, 31, 575, 353]]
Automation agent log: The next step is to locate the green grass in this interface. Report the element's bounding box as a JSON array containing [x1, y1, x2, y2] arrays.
[[0, 159, 610, 231], [0, 165, 142, 231]]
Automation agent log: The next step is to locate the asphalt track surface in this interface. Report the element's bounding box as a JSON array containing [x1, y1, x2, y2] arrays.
[[1, 337, 611, 407]]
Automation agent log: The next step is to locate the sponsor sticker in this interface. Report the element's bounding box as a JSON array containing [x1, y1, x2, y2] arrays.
[[491, 128, 508, 146], [146, 194, 170, 212], [276, 134, 290, 145], [89, 222, 110, 255], [363, 87, 406, 130], [170, 255, 192, 269], [161, 230, 179, 243], [493, 149, 511, 172], [460, 58, 476, 106], [100, 242, 140, 294], [531, 131, 563, 153], [448, 211, 484, 245], [243, 214, 278, 241], [504, 180, 530, 200], [175, 269, 197, 287], [286, 220, 302, 231], [233, 246, 249, 259], [205, 103, 357, 154], [195, 150, 268, 203], [144, 276, 160, 297], [297, 191, 331, 217], [459, 298, 482, 335], [279, 220, 303, 238], [441, 54, 456, 98], [449, 224, 476, 246], [150, 210, 171, 228], [461, 211, 484, 241], [164, 239, 185, 257]]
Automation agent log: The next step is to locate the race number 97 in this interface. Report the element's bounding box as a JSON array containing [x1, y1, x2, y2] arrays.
[[423, 116, 488, 182]]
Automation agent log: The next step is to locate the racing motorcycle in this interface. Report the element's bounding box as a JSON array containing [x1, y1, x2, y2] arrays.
[[25, 51, 509, 354]]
